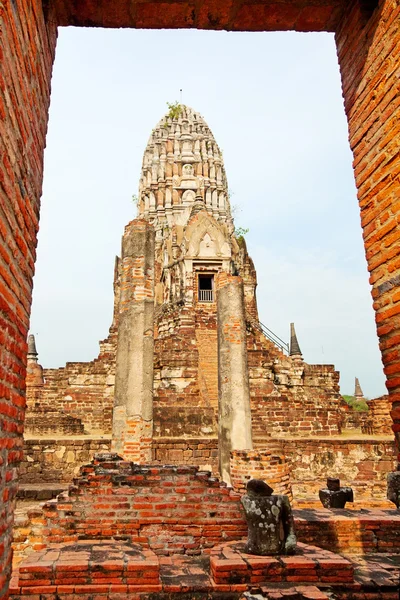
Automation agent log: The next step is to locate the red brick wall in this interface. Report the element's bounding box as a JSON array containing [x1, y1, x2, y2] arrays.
[[36, 455, 246, 555], [0, 1, 57, 596], [230, 446, 293, 500], [335, 0, 400, 459]]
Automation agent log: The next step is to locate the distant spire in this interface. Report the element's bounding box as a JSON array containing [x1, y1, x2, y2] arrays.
[[27, 334, 38, 362], [289, 323, 302, 357], [354, 377, 364, 399]]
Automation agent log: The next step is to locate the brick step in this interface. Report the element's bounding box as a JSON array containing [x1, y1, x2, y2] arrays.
[[294, 508, 400, 554], [10, 541, 400, 599], [210, 541, 354, 585]]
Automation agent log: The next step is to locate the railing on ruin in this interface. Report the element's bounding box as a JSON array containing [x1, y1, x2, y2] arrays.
[[248, 317, 289, 355], [199, 289, 214, 302]]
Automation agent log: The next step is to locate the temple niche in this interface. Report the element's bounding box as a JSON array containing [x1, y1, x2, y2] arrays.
[[23, 106, 395, 498]]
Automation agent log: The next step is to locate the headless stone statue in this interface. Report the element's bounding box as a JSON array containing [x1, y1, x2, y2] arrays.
[[319, 477, 353, 509], [241, 479, 297, 556], [387, 471, 400, 509]]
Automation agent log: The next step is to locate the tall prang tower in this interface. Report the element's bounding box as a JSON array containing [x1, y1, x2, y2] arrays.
[[111, 105, 343, 483], [112, 106, 257, 481]]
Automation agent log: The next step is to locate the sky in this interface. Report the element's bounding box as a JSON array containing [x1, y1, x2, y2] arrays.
[[29, 27, 386, 398]]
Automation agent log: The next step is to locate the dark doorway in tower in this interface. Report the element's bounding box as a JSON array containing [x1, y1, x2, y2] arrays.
[[198, 274, 214, 303]]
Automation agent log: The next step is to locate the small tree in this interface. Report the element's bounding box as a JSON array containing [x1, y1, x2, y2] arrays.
[[166, 101, 182, 120]]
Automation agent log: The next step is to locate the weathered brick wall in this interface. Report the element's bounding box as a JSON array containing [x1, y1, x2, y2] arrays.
[[154, 305, 217, 437], [341, 399, 369, 431], [18, 438, 112, 484], [25, 336, 115, 434], [362, 395, 393, 435], [152, 437, 218, 472], [335, 0, 400, 460], [296, 508, 400, 554], [24, 412, 84, 435], [248, 326, 345, 437], [33, 455, 247, 555], [230, 446, 293, 500], [0, 1, 57, 596], [282, 438, 396, 500], [17, 435, 394, 504], [50, 0, 347, 30]]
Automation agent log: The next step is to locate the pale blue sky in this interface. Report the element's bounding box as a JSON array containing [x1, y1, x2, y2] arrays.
[[29, 27, 386, 398]]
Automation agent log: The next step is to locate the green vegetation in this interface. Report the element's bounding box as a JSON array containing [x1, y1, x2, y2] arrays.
[[342, 395, 369, 412], [166, 101, 182, 120], [234, 227, 249, 241]]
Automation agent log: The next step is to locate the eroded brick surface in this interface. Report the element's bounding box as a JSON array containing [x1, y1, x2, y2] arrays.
[[28, 455, 246, 555], [0, 1, 57, 597]]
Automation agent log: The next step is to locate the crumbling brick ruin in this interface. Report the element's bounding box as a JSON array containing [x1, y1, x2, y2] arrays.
[[2, 1, 400, 599]]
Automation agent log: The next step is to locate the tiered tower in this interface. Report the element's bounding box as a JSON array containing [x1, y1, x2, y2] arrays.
[[25, 105, 345, 484]]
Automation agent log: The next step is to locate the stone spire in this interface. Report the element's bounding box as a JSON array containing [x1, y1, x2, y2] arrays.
[[354, 377, 364, 399], [137, 105, 233, 231], [289, 323, 302, 357], [27, 333, 38, 362], [26, 333, 44, 387]]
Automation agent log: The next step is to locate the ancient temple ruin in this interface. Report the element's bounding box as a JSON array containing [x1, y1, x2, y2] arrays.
[[14, 105, 399, 600], [25, 106, 347, 478]]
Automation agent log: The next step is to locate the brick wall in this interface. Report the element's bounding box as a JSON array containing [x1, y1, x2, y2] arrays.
[[24, 412, 84, 435], [25, 337, 115, 434], [0, 0, 57, 596], [154, 305, 217, 437], [19, 438, 112, 484], [248, 326, 345, 437], [282, 438, 396, 500], [152, 437, 218, 472], [34, 454, 247, 555], [230, 446, 293, 500], [362, 395, 393, 435], [17, 435, 394, 504], [335, 0, 400, 460]]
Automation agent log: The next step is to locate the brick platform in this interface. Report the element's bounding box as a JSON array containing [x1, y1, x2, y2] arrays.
[[210, 541, 354, 585], [12, 541, 161, 595], [295, 508, 400, 554], [10, 540, 400, 600]]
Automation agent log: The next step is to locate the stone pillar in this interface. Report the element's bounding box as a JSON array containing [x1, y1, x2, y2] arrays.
[[216, 273, 253, 484], [112, 219, 155, 463]]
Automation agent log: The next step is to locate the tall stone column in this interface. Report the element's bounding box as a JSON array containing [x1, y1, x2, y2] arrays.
[[216, 273, 253, 484], [112, 219, 155, 463]]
